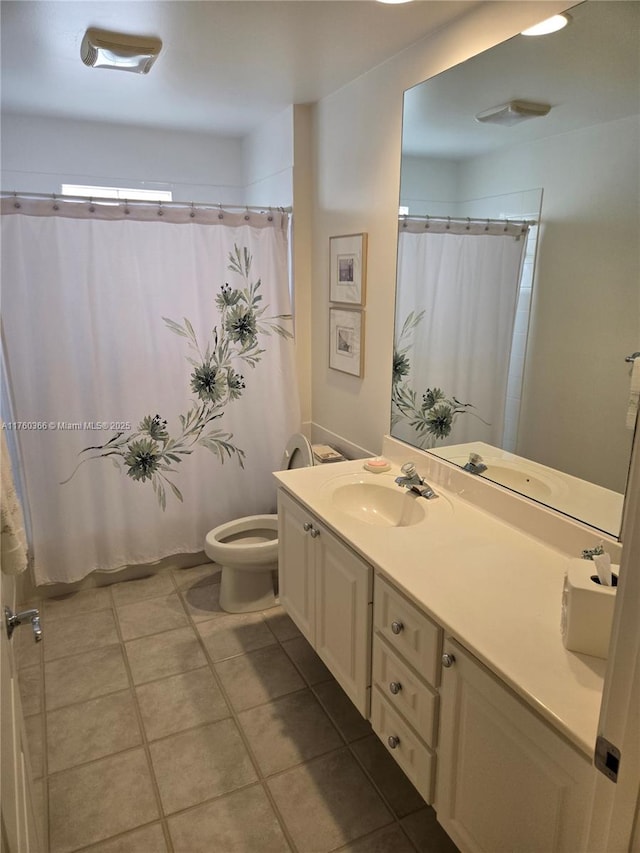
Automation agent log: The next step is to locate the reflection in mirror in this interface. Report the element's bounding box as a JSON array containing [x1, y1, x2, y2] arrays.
[[392, 0, 639, 538]]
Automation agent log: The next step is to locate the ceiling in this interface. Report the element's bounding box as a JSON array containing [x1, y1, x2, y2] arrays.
[[401, 0, 640, 159], [1, 0, 475, 138]]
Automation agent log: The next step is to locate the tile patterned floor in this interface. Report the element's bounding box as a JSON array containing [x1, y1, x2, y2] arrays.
[[16, 564, 458, 853]]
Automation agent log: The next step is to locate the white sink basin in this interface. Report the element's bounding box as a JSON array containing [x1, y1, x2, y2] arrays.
[[482, 465, 555, 502], [330, 482, 426, 527]]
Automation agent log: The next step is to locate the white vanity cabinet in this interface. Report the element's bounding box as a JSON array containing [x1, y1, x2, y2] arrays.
[[370, 574, 442, 803], [436, 638, 593, 853], [277, 489, 373, 716]]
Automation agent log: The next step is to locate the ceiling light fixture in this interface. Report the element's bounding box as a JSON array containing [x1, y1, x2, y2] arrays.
[[475, 100, 551, 126], [375, 0, 415, 5], [80, 27, 162, 74], [521, 14, 570, 36]]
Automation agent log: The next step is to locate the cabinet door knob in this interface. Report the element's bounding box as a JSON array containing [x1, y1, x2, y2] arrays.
[[388, 735, 400, 749], [389, 681, 402, 695], [442, 652, 456, 668], [303, 522, 312, 532], [309, 527, 320, 538], [391, 620, 404, 635]]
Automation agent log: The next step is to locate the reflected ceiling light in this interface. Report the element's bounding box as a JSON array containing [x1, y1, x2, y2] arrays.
[[521, 14, 570, 36], [475, 100, 551, 126], [80, 28, 162, 74]]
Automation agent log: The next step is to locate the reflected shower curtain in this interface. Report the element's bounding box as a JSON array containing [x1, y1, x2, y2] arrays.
[[393, 221, 527, 449], [1, 200, 300, 585]]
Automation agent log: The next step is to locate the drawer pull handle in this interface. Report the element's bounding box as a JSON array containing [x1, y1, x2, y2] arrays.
[[442, 652, 456, 668], [391, 620, 404, 635], [388, 735, 400, 749], [309, 527, 320, 538], [303, 522, 313, 532], [389, 681, 402, 695]]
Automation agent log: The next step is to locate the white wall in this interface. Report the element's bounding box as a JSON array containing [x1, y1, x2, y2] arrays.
[[457, 116, 639, 491], [242, 106, 294, 207], [1, 113, 246, 203], [399, 155, 458, 216], [309, 0, 570, 456]]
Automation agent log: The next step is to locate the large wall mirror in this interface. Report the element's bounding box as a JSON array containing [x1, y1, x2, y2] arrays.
[[392, 0, 639, 538]]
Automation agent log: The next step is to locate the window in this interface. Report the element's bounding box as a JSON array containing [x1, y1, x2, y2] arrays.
[[61, 184, 172, 202]]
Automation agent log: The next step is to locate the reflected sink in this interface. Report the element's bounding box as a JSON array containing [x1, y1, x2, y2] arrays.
[[483, 465, 554, 501], [330, 482, 426, 527]]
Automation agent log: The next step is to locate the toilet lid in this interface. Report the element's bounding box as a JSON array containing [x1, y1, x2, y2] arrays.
[[281, 433, 314, 470]]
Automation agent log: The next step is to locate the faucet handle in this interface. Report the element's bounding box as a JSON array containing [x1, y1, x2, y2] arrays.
[[400, 462, 417, 477], [468, 452, 484, 465]]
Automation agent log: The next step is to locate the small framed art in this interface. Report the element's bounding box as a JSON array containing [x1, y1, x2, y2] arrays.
[[329, 233, 367, 305], [329, 307, 364, 377]]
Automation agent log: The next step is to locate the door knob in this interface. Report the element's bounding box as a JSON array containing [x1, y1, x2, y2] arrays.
[[391, 620, 403, 635], [389, 681, 402, 695], [387, 735, 400, 749], [442, 652, 456, 668], [303, 522, 312, 532], [309, 527, 320, 538], [4, 606, 43, 643]]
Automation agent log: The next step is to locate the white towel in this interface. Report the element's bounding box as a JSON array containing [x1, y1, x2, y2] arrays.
[[626, 358, 640, 430], [1, 427, 28, 575]]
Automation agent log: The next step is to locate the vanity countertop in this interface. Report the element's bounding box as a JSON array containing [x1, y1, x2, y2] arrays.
[[274, 458, 608, 757]]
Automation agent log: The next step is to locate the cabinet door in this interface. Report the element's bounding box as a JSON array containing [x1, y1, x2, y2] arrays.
[[277, 490, 316, 642], [314, 523, 373, 717], [436, 639, 594, 853]]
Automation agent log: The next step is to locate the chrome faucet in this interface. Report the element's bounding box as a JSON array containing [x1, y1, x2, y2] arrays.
[[463, 452, 487, 475], [395, 462, 437, 499]]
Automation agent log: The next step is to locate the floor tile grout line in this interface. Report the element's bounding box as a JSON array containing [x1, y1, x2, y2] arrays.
[[109, 582, 176, 853], [72, 818, 166, 853], [345, 739, 425, 853], [173, 572, 301, 853]]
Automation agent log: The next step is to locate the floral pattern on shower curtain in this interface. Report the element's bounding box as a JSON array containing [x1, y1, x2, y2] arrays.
[[0, 201, 300, 585]]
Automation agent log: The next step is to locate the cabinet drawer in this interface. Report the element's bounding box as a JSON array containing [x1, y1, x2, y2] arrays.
[[372, 634, 438, 747], [374, 575, 442, 686], [371, 688, 435, 804]]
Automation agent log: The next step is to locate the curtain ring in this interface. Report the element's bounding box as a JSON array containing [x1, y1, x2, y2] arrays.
[[88, 196, 95, 213], [244, 206, 250, 221], [218, 203, 223, 220], [465, 217, 471, 230], [446, 216, 451, 230], [267, 205, 273, 222], [485, 219, 490, 231], [189, 201, 195, 219], [157, 200, 164, 217], [52, 193, 59, 211], [13, 192, 21, 209], [503, 219, 509, 232], [124, 199, 130, 215]]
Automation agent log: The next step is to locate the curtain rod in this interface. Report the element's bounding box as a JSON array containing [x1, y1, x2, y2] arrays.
[[2, 191, 292, 214], [399, 213, 537, 228]]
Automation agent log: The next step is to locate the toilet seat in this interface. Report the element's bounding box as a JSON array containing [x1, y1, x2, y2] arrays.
[[204, 432, 316, 612], [280, 433, 314, 470], [205, 515, 278, 568]]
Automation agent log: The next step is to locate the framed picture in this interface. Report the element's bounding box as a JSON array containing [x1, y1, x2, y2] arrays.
[[329, 307, 364, 377], [329, 233, 367, 305]]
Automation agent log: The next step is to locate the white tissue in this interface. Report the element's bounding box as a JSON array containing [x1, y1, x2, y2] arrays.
[[626, 358, 640, 429], [593, 552, 612, 586]]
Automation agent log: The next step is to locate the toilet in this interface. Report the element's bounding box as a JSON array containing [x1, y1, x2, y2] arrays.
[[204, 433, 315, 613]]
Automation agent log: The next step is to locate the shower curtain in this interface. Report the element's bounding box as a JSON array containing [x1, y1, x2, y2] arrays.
[[0, 198, 300, 585], [393, 220, 528, 449]]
